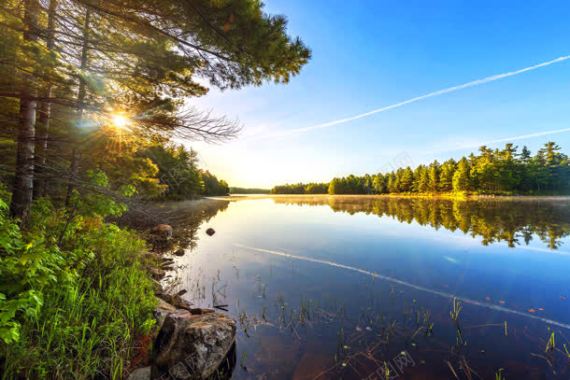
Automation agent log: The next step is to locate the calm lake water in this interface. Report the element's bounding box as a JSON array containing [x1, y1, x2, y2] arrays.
[[166, 196, 570, 379]]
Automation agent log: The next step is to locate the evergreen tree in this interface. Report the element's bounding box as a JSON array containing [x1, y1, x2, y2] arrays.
[[428, 161, 440, 192], [372, 174, 386, 194], [412, 165, 429, 193], [439, 159, 456, 192], [494, 143, 519, 192], [8, 0, 43, 219], [453, 158, 471, 192], [399, 167, 414, 192], [387, 173, 399, 193]]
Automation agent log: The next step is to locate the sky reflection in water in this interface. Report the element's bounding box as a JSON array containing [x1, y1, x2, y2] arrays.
[[172, 196, 570, 379]]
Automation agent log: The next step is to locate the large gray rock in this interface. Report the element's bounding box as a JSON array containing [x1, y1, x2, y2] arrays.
[[151, 310, 236, 379]]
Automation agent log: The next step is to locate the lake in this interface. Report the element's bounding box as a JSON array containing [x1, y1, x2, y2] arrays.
[[165, 196, 570, 379]]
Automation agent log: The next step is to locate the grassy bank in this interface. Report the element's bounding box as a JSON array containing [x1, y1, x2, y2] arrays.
[[0, 187, 157, 379]]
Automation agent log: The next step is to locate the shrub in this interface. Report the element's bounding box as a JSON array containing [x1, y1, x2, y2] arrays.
[[0, 172, 156, 379]]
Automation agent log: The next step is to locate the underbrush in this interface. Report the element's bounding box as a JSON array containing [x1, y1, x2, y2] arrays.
[[0, 173, 156, 379]]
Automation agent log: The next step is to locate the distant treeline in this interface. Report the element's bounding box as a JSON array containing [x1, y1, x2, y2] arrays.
[[271, 182, 328, 194], [271, 142, 570, 195], [230, 187, 270, 194]]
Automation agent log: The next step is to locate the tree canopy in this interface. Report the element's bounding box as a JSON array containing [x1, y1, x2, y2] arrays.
[[1, 0, 310, 218]]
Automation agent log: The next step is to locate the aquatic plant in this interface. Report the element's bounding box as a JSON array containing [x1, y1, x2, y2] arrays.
[[383, 361, 391, 380], [545, 331, 556, 353], [450, 297, 462, 322], [238, 311, 251, 337], [423, 310, 434, 336], [495, 368, 505, 380], [455, 327, 466, 347], [445, 361, 460, 379]]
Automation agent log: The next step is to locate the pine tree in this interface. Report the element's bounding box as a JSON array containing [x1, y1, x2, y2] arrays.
[[453, 158, 471, 193], [372, 174, 386, 194], [412, 165, 429, 193], [496, 143, 519, 193], [439, 159, 456, 192], [399, 167, 414, 192], [428, 161, 440, 192], [387, 173, 399, 193], [9, 0, 42, 220]]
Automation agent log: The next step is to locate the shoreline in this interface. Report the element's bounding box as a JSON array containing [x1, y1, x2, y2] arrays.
[[129, 198, 236, 379], [221, 193, 570, 201]]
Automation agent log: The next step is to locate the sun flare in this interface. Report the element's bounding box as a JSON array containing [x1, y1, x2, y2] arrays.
[[110, 113, 130, 130]]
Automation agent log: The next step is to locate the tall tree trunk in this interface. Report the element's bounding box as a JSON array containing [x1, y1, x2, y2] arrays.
[[65, 8, 91, 206], [10, 0, 40, 220], [34, 0, 58, 199]]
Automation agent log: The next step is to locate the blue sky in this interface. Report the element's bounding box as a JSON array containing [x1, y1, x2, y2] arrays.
[[189, 0, 570, 188]]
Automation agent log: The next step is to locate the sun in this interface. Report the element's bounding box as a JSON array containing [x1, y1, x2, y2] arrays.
[[110, 113, 130, 130]]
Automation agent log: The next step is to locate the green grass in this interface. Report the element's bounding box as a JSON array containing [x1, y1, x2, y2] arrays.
[[0, 189, 157, 379], [1, 226, 156, 379]]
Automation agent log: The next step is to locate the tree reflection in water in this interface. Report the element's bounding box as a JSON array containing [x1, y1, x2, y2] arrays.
[[272, 196, 570, 250]]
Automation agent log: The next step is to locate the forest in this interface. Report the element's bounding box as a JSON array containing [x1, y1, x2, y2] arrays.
[[272, 142, 570, 195], [0, 0, 309, 378]]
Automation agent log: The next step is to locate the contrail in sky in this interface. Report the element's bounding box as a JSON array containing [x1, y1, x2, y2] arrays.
[[278, 55, 570, 137], [236, 244, 570, 330]]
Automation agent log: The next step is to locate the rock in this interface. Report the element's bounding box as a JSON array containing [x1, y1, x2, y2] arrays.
[[128, 366, 151, 380], [154, 298, 177, 328], [173, 248, 185, 256], [151, 224, 173, 241], [157, 293, 193, 311], [156, 298, 177, 312], [151, 311, 236, 380], [205, 228, 215, 236]]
